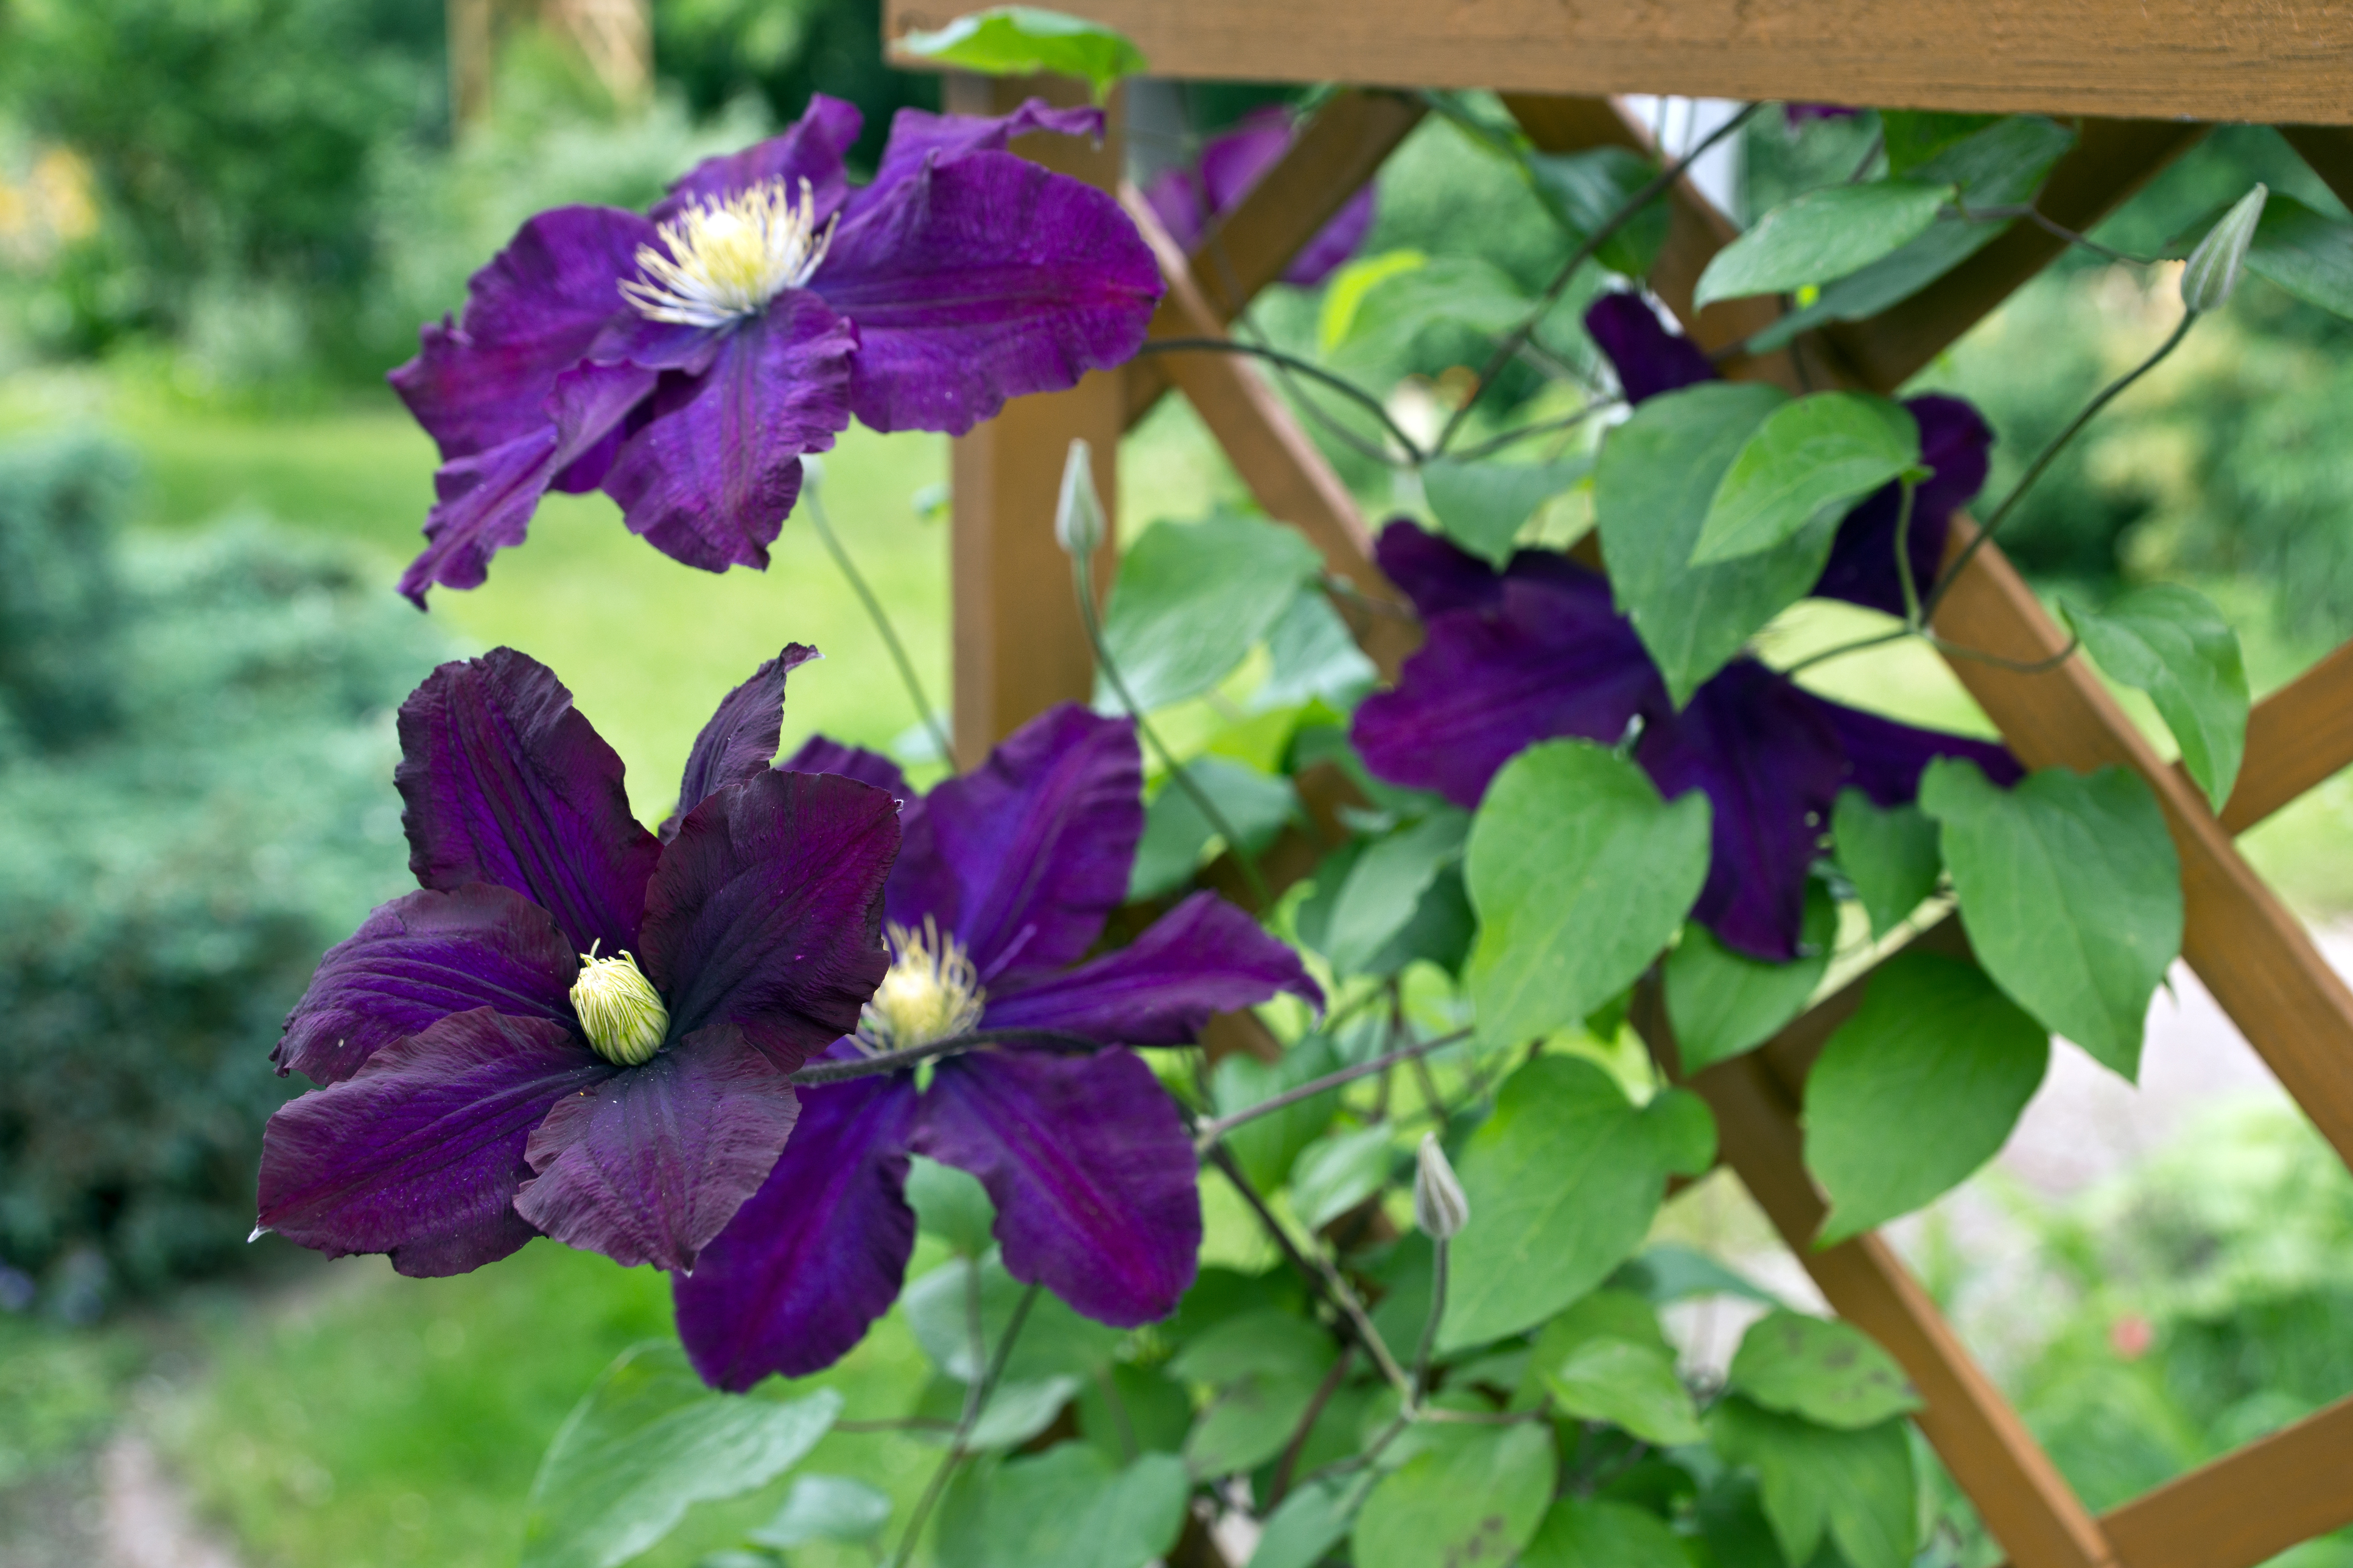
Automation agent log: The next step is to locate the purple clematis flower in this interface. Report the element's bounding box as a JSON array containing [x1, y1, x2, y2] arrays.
[[389, 96, 1163, 606], [671, 704, 1322, 1390], [1141, 106, 1375, 288], [257, 645, 900, 1278]]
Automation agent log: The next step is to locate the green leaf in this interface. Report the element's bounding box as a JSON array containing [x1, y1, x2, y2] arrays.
[[1832, 791, 1943, 937], [1594, 381, 1809, 705], [1804, 951, 2049, 1244], [2245, 194, 2353, 321], [1126, 758, 1298, 901], [1076, 1362, 1193, 1460], [1323, 810, 1471, 973], [936, 1447, 1190, 1568], [1445, 1057, 1708, 1348], [1098, 511, 1322, 713], [1213, 1034, 1342, 1192], [1663, 882, 1836, 1074], [1520, 1497, 1693, 1568], [2062, 584, 2250, 813], [1352, 1421, 1555, 1568], [1168, 1307, 1335, 1386], [1318, 248, 1429, 352], [1693, 393, 1920, 566], [1255, 587, 1377, 713], [1919, 761, 2183, 1079], [1544, 1336, 1705, 1444], [1879, 112, 2002, 176], [1249, 1477, 1355, 1568], [906, 1155, 995, 1256], [1186, 1373, 1327, 1475], [1710, 1398, 1916, 1568], [749, 1474, 892, 1550], [1288, 1125, 1395, 1232], [903, 1251, 1122, 1384], [896, 7, 1145, 100], [1748, 116, 2077, 352], [1334, 255, 1533, 365], [1422, 455, 1593, 567], [1527, 145, 1671, 278], [521, 1344, 840, 1568], [1727, 1310, 1922, 1430], [1465, 741, 1712, 1048], [1695, 180, 1956, 307], [1611, 1244, 1780, 1307]]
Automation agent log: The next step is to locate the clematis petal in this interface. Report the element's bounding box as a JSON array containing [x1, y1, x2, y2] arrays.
[[1803, 691, 2024, 805], [914, 1046, 1200, 1327], [1813, 394, 1994, 615], [779, 735, 911, 797], [1585, 292, 1718, 405], [672, 1071, 920, 1390], [1354, 573, 1663, 809], [856, 99, 1104, 217], [516, 1023, 801, 1272], [978, 891, 1322, 1045], [1374, 519, 1509, 618], [1141, 108, 1372, 288], [892, 704, 1141, 980], [276, 883, 578, 1087], [601, 293, 858, 575], [814, 151, 1161, 435], [1636, 662, 1848, 961], [389, 205, 653, 461], [638, 768, 899, 1071], [258, 1009, 612, 1278], [397, 648, 663, 958], [662, 645, 822, 839], [654, 94, 864, 226], [398, 360, 659, 606]]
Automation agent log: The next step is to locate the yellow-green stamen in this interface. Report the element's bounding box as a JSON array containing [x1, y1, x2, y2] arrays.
[[619, 176, 835, 329], [571, 947, 668, 1066], [859, 917, 986, 1053]]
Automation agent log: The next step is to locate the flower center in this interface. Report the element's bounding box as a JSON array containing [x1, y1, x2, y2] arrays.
[[859, 917, 986, 1053], [619, 177, 836, 329], [571, 947, 668, 1066]]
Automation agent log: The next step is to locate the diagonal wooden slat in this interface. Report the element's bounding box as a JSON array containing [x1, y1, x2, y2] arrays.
[[2095, 1393, 2353, 1568], [1127, 89, 1427, 428]]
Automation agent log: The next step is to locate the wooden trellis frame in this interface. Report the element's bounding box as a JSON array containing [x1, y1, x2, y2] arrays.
[[891, 12, 2353, 1566]]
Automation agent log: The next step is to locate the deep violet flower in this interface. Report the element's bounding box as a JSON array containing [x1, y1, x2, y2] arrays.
[[672, 704, 1322, 1390], [1141, 106, 1375, 288], [257, 646, 900, 1278], [389, 96, 1163, 605]]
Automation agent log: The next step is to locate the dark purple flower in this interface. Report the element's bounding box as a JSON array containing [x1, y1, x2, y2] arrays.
[[258, 646, 900, 1278], [1582, 293, 1993, 616], [672, 705, 1322, 1390], [1141, 106, 1375, 288], [1354, 523, 2021, 960], [1786, 104, 1859, 124], [389, 96, 1163, 605]]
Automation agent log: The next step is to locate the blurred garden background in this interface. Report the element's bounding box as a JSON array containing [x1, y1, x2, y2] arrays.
[[4, 2, 2353, 1565]]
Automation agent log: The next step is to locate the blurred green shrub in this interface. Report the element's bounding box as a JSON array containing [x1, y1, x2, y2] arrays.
[[0, 432, 451, 1307]]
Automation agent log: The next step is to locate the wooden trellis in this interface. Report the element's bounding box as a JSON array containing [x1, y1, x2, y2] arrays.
[[891, 10, 2353, 1566]]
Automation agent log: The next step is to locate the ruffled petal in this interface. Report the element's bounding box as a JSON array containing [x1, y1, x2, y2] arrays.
[[779, 735, 911, 797], [1802, 691, 2024, 805], [892, 704, 1141, 981], [516, 1023, 801, 1272], [638, 768, 899, 1072], [1374, 519, 1509, 618], [662, 645, 822, 839], [814, 150, 1161, 435], [672, 1071, 919, 1390], [914, 1047, 1199, 1327], [275, 884, 578, 1087], [388, 205, 653, 461], [653, 95, 864, 225], [257, 1009, 612, 1278], [398, 360, 658, 606], [1812, 394, 1994, 615], [601, 294, 858, 575], [396, 649, 663, 958], [1585, 293, 1718, 405], [1636, 662, 1847, 961], [1353, 572, 1663, 809], [855, 99, 1104, 217], [978, 892, 1322, 1045]]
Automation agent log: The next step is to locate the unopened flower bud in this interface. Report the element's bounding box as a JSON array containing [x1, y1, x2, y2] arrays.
[[1414, 1133, 1468, 1241], [571, 948, 668, 1066], [2181, 184, 2267, 315], [1054, 438, 1106, 560]]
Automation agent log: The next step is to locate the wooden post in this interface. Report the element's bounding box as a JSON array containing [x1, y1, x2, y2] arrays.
[[448, 0, 495, 131], [945, 73, 1125, 765]]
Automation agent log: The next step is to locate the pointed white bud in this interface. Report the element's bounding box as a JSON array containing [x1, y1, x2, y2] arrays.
[[1414, 1133, 1469, 1241], [2182, 184, 2267, 315], [1054, 438, 1106, 561]]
